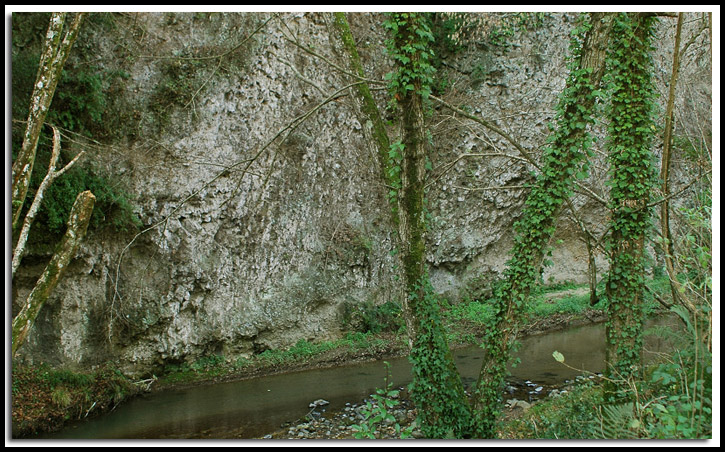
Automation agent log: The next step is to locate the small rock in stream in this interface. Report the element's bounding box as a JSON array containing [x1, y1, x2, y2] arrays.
[[309, 399, 329, 408]]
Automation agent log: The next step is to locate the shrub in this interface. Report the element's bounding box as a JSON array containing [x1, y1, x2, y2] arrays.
[[11, 18, 139, 240], [344, 300, 404, 334]]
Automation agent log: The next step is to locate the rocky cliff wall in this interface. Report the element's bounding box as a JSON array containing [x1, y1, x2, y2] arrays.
[[13, 12, 710, 377]]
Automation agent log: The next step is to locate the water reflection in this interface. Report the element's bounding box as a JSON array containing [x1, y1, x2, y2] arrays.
[[37, 315, 677, 439]]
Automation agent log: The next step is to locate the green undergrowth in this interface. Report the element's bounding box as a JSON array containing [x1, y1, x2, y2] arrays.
[[11, 363, 140, 438], [158, 332, 393, 386], [498, 314, 712, 439], [499, 377, 604, 439], [439, 275, 670, 346]]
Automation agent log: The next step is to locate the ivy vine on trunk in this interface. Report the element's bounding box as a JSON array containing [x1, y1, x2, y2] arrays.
[[603, 12, 657, 396], [384, 12, 472, 438], [470, 12, 615, 438]]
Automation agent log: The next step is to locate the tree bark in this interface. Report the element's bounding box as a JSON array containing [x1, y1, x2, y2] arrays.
[[12, 190, 96, 357], [659, 13, 690, 311], [11, 12, 86, 232], [330, 13, 395, 216], [388, 13, 472, 438], [12, 125, 85, 277]]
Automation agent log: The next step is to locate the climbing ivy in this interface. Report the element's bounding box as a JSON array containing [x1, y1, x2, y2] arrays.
[[602, 12, 658, 396], [471, 13, 612, 438], [386, 139, 404, 208], [383, 12, 472, 438], [383, 12, 437, 105], [407, 277, 473, 438], [382, 11, 435, 211]]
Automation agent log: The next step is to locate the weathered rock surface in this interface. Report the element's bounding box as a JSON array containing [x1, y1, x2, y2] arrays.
[[12, 12, 709, 376]]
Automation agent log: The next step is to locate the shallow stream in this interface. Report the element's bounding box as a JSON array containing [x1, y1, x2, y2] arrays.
[[40, 315, 677, 439]]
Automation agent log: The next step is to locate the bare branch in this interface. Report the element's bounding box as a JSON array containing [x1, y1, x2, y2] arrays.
[[12, 125, 85, 277], [12, 12, 87, 230]]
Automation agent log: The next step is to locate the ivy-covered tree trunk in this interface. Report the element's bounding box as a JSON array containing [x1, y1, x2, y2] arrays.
[[12, 190, 96, 357], [11, 12, 86, 232], [470, 13, 615, 438], [604, 12, 657, 395], [385, 12, 472, 438]]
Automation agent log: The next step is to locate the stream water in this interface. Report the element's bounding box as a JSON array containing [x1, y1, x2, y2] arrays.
[[38, 316, 677, 440]]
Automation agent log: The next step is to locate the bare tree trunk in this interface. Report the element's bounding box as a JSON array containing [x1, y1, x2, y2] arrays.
[[11, 12, 86, 232], [659, 13, 689, 310], [12, 125, 85, 277], [11, 12, 90, 358], [330, 13, 395, 215], [584, 226, 599, 306], [329, 13, 407, 336], [12, 190, 96, 357]]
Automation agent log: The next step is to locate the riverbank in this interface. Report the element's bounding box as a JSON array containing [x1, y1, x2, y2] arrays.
[[153, 305, 609, 393], [14, 277, 675, 439], [10, 363, 146, 438], [154, 282, 612, 391], [10, 303, 609, 439]]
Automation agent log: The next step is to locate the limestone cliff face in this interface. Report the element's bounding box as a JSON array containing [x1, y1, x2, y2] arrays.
[[13, 12, 709, 376]]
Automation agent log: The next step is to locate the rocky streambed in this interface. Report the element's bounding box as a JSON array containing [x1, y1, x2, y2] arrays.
[[262, 374, 605, 440]]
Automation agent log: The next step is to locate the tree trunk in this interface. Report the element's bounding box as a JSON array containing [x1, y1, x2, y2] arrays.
[[386, 12, 472, 438], [471, 12, 615, 437], [659, 13, 689, 311], [12, 190, 96, 357], [330, 13, 395, 218], [586, 234, 599, 306], [11, 12, 86, 232], [604, 12, 657, 394], [12, 125, 85, 277]]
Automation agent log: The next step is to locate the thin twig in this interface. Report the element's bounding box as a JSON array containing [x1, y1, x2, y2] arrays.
[[133, 14, 275, 61]]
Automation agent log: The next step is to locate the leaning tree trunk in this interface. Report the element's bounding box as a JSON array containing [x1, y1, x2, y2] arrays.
[[12, 190, 96, 357], [604, 12, 657, 394], [11, 12, 86, 232], [12, 125, 85, 277], [329, 12, 407, 329], [330, 12, 396, 223], [471, 12, 615, 438], [11, 12, 90, 358]]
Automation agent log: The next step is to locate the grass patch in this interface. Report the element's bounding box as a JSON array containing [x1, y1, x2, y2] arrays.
[[12, 363, 138, 437], [440, 281, 591, 344], [158, 332, 394, 386], [525, 286, 591, 317]]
